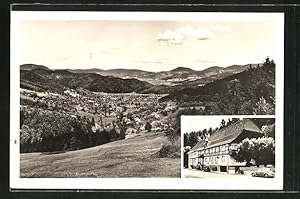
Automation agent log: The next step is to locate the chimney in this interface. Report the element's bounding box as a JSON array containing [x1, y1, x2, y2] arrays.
[[204, 137, 209, 148]]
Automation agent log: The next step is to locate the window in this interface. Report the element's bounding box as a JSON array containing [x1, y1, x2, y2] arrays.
[[206, 149, 208, 154], [225, 145, 229, 151], [230, 144, 238, 150], [215, 157, 218, 164], [210, 148, 213, 153], [222, 156, 225, 162], [213, 147, 215, 153], [205, 158, 208, 162], [216, 147, 219, 152]]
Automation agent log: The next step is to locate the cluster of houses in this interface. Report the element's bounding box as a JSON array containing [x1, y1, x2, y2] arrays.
[[21, 88, 178, 138]]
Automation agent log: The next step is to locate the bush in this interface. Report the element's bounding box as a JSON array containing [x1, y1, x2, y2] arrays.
[[165, 129, 179, 144], [145, 122, 152, 132], [156, 142, 180, 158]]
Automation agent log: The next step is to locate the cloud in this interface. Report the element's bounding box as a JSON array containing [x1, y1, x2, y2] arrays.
[[156, 26, 217, 46], [156, 30, 183, 45]]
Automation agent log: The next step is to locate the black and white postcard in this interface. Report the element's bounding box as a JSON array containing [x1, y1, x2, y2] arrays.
[[10, 11, 284, 190]]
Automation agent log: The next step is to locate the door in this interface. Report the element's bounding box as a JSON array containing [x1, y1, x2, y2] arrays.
[[220, 166, 227, 172]]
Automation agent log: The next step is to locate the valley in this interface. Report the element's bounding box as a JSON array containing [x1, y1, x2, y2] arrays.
[[19, 58, 275, 178]]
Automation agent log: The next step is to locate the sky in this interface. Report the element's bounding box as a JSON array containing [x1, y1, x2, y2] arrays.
[[19, 18, 280, 72], [181, 116, 227, 134], [179, 116, 262, 134]]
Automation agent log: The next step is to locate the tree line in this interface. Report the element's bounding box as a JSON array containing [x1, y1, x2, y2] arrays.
[[20, 109, 123, 153], [184, 118, 241, 148]]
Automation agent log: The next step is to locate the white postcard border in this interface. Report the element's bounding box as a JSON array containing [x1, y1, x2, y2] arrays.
[[10, 11, 284, 190]]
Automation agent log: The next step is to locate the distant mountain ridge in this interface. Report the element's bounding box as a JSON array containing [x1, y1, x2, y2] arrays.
[[170, 67, 195, 72], [20, 68, 157, 94], [20, 64, 49, 71], [21, 63, 259, 87], [20, 63, 262, 96], [160, 60, 275, 115]]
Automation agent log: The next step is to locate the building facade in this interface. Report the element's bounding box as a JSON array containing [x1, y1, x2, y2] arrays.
[[187, 119, 263, 173]]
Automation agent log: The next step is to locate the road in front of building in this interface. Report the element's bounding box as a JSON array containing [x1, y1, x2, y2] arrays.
[[182, 168, 279, 190], [183, 168, 272, 179]]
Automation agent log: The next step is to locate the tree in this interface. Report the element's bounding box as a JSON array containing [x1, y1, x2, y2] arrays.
[[91, 117, 95, 126], [220, 119, 226, 129], [262, 123, 275, 138], [116, 112, 127, 139], [102, 105, 107, 116], [184, 133, 190, 147], [202, 128, 207, 137], [227, 118, 232, 127], [231, 138, 254, 165], [20, 110, 26, 128], [184, 132, 198, 148], [254, 116, 273, 125], [109, 128, 119, 141], [189, 132, 199, 148], [263, 56, 275, 68], [253, 137, 275, 166], [70, 136, 78, 150], [208, 127, 212, 135], [232, 118, 240, 123], [96, 129, 110, 144], [232, 137, 275, 166], [253, 96, 275, 115], [166, 129, 179, 145], [145, 122, 152, 132]]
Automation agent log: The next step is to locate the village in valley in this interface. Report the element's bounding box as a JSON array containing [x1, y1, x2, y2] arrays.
[[21, 88, 176, 137], [20, 85, 179, 149]]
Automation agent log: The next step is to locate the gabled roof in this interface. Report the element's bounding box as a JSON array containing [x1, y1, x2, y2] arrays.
[[190, 119, 262, 152]]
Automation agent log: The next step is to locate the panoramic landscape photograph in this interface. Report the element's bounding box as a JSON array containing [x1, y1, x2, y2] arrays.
[[16, 15, 279, 178]]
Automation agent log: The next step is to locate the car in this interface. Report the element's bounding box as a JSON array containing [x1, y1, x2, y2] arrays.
[[251, 168, 275, 178], [201, 165, 211, 172]]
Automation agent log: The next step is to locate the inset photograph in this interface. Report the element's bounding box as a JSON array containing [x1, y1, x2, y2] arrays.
[[182, 116, 275, 179], [10, 11, 283, 190]]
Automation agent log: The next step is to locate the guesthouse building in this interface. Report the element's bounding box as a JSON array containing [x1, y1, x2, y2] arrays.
[[188, 119, 263, 173]]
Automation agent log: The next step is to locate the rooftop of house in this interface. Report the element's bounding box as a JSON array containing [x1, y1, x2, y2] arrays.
[[190, 118, 262, 152]]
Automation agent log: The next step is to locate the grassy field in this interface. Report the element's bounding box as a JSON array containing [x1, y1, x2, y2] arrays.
[[20, 132, 181, 178]]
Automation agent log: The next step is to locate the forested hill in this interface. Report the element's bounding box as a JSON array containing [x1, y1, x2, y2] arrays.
[[160, 58, 275, 115], [20, 68, 155, 93]]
